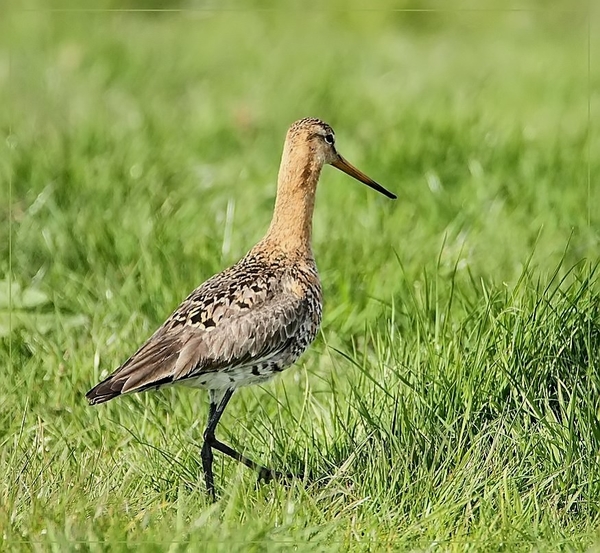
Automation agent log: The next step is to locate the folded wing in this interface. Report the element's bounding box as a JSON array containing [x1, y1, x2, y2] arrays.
[[86, 273, 307, 405]]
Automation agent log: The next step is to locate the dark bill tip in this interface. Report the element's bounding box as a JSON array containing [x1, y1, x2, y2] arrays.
[[331, 156, 396, 200]]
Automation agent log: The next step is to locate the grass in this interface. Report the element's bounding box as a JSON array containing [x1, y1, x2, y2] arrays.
[[1, 1, 599, 550]]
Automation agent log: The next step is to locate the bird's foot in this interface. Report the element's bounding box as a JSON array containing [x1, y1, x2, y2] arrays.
[[256, 466, 300, 486]]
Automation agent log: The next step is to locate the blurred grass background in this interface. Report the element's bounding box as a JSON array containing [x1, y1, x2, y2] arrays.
[[1, 0, 599, 551]]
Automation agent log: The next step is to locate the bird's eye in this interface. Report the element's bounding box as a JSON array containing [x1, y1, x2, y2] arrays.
[[324, 134, 334, 145]]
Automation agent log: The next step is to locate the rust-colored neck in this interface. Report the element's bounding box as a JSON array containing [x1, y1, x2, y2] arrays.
[[263, 140, 322, 255]]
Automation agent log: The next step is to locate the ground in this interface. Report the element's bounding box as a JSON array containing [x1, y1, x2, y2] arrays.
[[1, 0, 599, 551]]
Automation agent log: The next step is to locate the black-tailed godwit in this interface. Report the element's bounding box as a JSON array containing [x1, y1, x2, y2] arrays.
[[86, 117, 396, 499]]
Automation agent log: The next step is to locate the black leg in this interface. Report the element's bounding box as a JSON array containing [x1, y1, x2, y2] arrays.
[[209, 436, 284, 484], [202, 389, 233, 501], [201, 388, 287, 499]]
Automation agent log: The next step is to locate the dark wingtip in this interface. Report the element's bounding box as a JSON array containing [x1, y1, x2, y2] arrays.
[[86, 378, 123, 405]]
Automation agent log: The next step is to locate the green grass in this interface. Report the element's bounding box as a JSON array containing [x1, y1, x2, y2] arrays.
[[2, 1, 599, 550]]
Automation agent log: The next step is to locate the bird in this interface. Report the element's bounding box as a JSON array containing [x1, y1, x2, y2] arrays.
[[86, 117, 396, 500]]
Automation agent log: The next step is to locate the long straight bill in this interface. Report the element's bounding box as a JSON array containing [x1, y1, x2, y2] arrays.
[[331, 156, 396, 199]]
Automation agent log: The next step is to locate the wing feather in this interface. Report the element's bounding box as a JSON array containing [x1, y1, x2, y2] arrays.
[[86, 276, 308, 404]]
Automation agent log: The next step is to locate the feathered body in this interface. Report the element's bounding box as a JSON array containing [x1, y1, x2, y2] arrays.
[[88, 244, 322, 403]]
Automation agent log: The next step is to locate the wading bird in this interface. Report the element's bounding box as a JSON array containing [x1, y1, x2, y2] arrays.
[[86, 117, 396, 500]]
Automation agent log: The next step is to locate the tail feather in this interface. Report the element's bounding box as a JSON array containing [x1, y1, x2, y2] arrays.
[[86, 334, 184, 405], [86, 373, 177, 405], [86, 375, 126, 405]]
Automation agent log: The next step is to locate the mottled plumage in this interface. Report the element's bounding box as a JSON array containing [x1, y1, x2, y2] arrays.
[[88, 247, 322, 401], [86, 117, 395, 499]]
